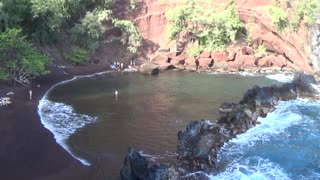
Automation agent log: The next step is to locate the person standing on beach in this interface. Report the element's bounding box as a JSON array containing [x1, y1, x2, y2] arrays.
[[29, 89, 32, 100]]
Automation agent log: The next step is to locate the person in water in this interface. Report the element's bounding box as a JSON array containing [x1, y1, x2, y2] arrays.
[[29, 89, 32, 100], [115, 90, 119, 101]]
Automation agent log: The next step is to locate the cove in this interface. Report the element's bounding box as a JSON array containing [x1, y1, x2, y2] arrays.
[[39, 71, 283, 179]]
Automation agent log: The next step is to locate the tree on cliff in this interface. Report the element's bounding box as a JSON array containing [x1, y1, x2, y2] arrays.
[[0, 28, 48, 86], [112, 19, 142, 53], [72, 9, 111, 53]]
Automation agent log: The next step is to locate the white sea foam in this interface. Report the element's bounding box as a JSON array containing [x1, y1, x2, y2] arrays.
[[138, 151, 177, 162], [225, 100, 302, 149], [265, 73, 294, 83], [38, 99, 96, 165], [209, 157, 290, 180], [37, 71, 111, 165]]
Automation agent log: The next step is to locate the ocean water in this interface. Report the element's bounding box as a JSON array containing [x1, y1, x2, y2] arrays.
[[208, 99, 320, 180], [38, 71, 310, 179]]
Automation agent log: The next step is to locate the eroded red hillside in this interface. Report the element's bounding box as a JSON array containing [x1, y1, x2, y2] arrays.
[[114, 0, 314, 72]]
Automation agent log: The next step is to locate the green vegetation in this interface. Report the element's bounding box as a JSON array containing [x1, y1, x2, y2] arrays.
[[112, 19, 142, 53], [296, 0, 320, 26], [130, 0, 137, 9], [72, 9, 111, 53], [0, 0, 142, 84], [165, 0, 243, 56], [270, 5, 288, 32], [271, 0, 320, 32], [65, 47, 88, 65], [0, 28, 48, 85], [254, 44, 267, 57]]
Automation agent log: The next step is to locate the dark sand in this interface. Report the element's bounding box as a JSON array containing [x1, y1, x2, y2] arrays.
[[0, 65, 111, 180]]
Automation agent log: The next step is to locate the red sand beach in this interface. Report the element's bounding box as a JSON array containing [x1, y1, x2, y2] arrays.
[[0, 66, 109, 180]]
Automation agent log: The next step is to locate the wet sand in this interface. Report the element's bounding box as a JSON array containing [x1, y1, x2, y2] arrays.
[[0, 66, 109, 180]]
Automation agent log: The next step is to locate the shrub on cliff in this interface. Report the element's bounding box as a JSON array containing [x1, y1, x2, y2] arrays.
[[112, 19, 142, 53], [165, 0, 243, 56], [296, 0, 320, 26], [270, 5, 288, 32], [65, 47, 88, 65], [0, 28, 48, 86]]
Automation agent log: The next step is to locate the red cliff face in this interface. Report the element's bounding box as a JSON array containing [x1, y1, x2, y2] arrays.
[[114, 0, 314, 72]]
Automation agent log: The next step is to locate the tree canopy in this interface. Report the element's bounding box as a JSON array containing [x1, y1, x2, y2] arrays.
[[0, 28, 48, 85], [0, 0, 142, 85], [112, 19, 142, 53]]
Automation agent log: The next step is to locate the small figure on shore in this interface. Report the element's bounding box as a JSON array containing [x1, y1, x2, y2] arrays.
[[133, 59, 136, 66], [29, 89, 32, 100], [120, 63, 124, 69]]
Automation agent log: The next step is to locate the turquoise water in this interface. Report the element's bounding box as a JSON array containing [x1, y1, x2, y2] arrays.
[[39, 71, 293, 179]]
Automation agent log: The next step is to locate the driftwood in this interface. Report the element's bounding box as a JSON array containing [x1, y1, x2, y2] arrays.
[[0, 97, 12, 106]]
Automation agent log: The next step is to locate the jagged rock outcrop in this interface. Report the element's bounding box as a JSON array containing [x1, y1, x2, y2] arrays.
[[120, 73, 319, 179], [120, 148, 171, 180]]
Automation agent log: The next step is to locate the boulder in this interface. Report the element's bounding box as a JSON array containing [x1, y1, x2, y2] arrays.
[[173, 54, 188, 61], [228, 61, 242, 71], [177, 120, 227, 172], [175, 64, 185, 70], [199, 51, 211, 58], [159, 63, 175, 70], [139, 63, 159, 75], [272, 55, 287, 67], [257, 56, 273, 67], [165, 52, 178, 59], [211, 51, 228, 62], [241, 46, 255, 55], [151, 55, 169, 64], [120, 148, 170, 180], [185, 57, 197, 66], [241, 55, 257, 68], [227, 50, 237, 61], [235, 55, 256, 68], [198, 58, 213, 69], [186, 64, 197, 72], [213, 61, 228, 70]]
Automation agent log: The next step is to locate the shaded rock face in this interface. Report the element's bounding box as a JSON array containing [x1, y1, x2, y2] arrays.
[[139, 63, 159, 75], [120, 73, 319, 179], [177, 121, 229, 172], [120, 148, 170, 180]]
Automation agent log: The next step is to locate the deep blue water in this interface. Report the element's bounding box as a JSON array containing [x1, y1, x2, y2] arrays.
[[210, 99, 320, 180]]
